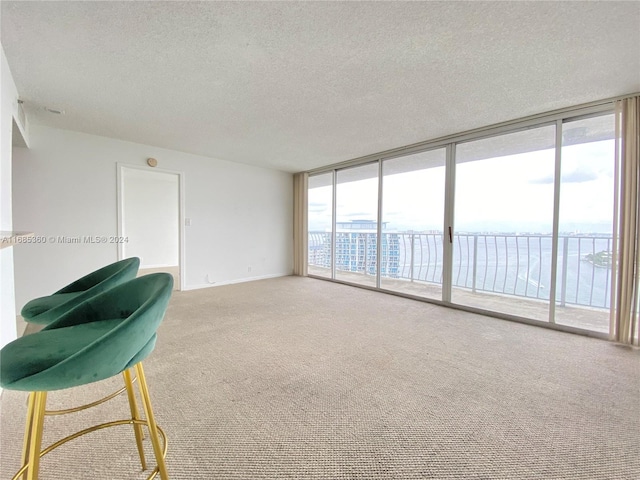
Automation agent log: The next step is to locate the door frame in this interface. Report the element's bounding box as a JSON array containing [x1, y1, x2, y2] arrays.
[[116, 163, 185, 291]]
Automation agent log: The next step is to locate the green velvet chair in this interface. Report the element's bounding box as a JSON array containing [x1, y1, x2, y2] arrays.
[[1, 273, 173, 480], [18, 257, 144, 449], [21, 257, 140, 325]]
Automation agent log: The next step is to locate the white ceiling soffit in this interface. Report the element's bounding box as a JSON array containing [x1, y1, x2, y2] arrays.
[[2, 2, 639, 173]]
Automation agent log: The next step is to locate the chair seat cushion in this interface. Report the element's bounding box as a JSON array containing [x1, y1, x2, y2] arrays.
[[1, 319, 121, 391], [21, 292, 82, 324]]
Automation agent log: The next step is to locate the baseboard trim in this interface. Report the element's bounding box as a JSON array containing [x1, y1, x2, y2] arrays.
[[183, 273, 291, 291]]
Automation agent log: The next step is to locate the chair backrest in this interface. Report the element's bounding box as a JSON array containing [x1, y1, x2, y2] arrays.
[[25, 257, 141, 324], [24, 273, 173, 390], [56, 257, 140, 294]]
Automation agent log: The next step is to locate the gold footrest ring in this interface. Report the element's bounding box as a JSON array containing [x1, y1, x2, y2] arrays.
[[11, 419, 167, 480], [44, 376, 139, 416]]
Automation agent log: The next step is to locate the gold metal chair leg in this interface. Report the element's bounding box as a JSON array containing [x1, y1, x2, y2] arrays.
[[135, 363, 169, 480], [123, 368, 147, 470], [44, 373, 141, 416], [26, 392, 47, 480], [20, 393, 37, 480]]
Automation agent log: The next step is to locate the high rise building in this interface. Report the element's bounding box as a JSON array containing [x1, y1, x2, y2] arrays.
[[334, 220, 399, 276]]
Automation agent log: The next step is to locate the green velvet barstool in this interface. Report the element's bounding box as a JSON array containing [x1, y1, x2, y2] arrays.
[[21, 257, 140, 326], [19, 257, 143, 429], [1, 273, 174, 480]]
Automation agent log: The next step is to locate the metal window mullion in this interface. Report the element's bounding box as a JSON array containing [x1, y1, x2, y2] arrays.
[[548, 119, 563, 323], [331, 169, 337, 280], [376, 159, 383, 289], [442, 143, 456, 303]]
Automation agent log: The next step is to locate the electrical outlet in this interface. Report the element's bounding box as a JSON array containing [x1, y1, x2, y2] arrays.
[[248, 266, 252, 273]]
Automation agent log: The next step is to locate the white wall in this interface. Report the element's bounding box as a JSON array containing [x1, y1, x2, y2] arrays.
[[1, 45, 29, 350], [12, 125, 293, 309], [122, 167, 179, 268]]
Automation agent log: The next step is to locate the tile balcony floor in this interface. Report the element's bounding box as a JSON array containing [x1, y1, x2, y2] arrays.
[[309, 266, 609, 334]]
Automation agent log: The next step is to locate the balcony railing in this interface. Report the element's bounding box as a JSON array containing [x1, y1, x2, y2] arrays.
[[308, 232, 613, 310]]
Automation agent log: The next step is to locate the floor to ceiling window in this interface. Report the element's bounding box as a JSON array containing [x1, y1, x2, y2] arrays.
[[306, 105, 616, 336], [381, 148, 446, 299], [452, 125, 556, 321], [335, 163, 379, 287], [555, 114, 615, 332], [307, 172, 333, 278]]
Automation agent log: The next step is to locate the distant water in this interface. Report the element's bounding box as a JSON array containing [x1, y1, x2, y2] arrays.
[[309, 231, 613, 309], [394, 234, 612, 309]]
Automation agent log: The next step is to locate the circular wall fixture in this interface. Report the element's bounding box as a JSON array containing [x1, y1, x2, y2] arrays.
[[147, 158, 158, 167]]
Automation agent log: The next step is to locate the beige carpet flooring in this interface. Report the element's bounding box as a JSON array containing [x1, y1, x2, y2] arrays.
[[1, 276, 639, 479]]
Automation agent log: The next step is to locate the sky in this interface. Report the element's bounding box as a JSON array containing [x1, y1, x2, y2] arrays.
[[308, 139, 615, 235]]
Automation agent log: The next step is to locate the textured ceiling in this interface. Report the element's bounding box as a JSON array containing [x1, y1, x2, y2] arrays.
[[2, 1, 639, 172]]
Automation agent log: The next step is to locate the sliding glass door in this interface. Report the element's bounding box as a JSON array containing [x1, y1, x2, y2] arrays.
[[381, 149, 446, 299], [335, 163, 379, 287], [555, 114, 615, 332], [452, 125, 556, 321], [306, 108, 617, 335]]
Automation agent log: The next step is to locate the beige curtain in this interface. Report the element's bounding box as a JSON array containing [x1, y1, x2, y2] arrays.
[[293, 172, 309, 276], [611, 96, 640, 345]]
